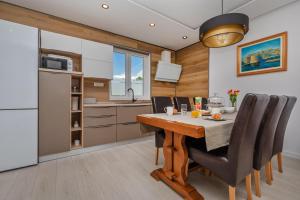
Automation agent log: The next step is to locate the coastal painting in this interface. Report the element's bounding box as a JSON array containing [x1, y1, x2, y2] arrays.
[[237, 32, 287, 76]]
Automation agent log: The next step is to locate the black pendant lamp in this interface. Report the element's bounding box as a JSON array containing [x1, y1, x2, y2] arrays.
[[199, 0, 249, 48]]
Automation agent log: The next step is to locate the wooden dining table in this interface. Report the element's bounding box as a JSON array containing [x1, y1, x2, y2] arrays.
[[137, 114, 208, 200]]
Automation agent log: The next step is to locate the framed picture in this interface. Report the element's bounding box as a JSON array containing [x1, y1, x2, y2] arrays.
[[237, 32, 287, 77]]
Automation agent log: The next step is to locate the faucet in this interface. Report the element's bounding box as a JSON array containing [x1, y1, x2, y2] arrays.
[[127, 88, 137, 103]]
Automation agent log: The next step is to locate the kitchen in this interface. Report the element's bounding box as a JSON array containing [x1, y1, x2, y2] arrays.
[[0, 1, 300, 200]]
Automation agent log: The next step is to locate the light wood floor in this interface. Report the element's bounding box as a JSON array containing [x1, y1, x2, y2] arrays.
[[0, 139, 300, 200]]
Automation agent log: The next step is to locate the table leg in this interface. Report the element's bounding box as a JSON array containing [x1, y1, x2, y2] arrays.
[[151, 131, 204, 200]]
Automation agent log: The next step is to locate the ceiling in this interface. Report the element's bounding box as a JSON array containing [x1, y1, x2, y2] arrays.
[[3, 0, 298, 50]]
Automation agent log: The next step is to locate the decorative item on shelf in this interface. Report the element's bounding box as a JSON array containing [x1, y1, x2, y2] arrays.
[[72, 86, 79, 93], [208, 93, 225, 114], [72, 96, 79, 111], [227, 89, 240, 111], [237, 32, 288, 76], [74, 139, 80, 147], [199, 0, 249, 48], [73, 121, 79, 128]]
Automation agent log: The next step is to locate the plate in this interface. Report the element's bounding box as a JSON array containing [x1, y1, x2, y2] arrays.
[[204, 117, 226, 121], [201, 110, 211, 116]]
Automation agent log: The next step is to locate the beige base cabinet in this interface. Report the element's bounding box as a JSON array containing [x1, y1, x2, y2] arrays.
[[117, 122, 141, 141], [116, 105, 153, 141], [117, 106, 152, 124], [84, 125, 116, 147], [84, 107, 117, 147], [39, 71, 71, 156]]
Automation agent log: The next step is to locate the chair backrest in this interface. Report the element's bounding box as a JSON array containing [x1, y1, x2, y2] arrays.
[[151, 96, 173, 113], [173, 97, 192, 111], [253, 95, 287, 170], [193, 97, 208, 110], [227, 94, 270, 185], [273, 96, 297, 156]]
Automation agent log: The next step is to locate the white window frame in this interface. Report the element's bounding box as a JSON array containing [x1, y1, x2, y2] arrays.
[[110, 48, 150, 100]]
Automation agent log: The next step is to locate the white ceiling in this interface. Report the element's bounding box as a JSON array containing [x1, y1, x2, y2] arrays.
[[3, 0, 298, 50]]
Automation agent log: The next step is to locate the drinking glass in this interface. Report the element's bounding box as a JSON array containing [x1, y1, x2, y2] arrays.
[[181, 104, 187, 116]]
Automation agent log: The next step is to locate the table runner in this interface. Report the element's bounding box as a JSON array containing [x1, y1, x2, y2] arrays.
[[139, 112, 237, 151]]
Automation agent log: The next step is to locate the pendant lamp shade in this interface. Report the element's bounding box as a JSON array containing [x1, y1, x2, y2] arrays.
[[199, 13, 249, 48]]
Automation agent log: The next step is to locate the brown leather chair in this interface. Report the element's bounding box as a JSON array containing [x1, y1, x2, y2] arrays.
[[188, 94, 270, 200], [252, 95, 287, 197], [193, 97, 208, 110], [272, 96, 297, 174], [173, 96, 192, 111], [151, 96, 173, 165]]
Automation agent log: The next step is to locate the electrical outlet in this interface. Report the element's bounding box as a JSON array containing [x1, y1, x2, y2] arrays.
[[94, 82, 104, 87]]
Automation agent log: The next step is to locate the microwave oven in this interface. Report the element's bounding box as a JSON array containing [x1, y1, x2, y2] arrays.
[[41, 55, 73, 71]]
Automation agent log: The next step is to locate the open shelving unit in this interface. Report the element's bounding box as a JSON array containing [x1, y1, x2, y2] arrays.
[[40, 48, 84, 150], [71, 74, 84, 150]]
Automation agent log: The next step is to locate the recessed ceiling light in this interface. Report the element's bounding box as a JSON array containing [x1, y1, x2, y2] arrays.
[[182, 36, 188, 39], [101, 4, 109, 9], [149, 23, 155, 27]]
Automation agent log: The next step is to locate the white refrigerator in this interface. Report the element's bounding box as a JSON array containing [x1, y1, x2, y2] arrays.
[[0, 20, 38, 172]]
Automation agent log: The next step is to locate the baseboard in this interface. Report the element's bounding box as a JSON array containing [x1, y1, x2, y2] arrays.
[[283, 150, 300, 160], [39, 135, 154, 162]]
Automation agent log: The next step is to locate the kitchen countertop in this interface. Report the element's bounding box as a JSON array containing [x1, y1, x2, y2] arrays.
[[84, 102, 152, 107]]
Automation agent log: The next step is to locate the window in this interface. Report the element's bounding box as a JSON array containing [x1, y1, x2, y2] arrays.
[[110, 48, 150, 100]]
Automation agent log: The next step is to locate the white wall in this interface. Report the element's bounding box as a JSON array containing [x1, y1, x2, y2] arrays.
[[209, 1, 300, 159]]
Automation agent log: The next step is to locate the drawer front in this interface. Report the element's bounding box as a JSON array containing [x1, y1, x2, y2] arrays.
[[117, 106, 152, 123], [84, 107, 116, 117], [84, 124, 116, 147], [84, 115, 116, 127], [117, 122, 140, 142]]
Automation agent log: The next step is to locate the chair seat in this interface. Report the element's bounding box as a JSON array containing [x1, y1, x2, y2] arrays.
[[186, 137, 228, 157], [188, 145, 229, 163], [188, 145, 230, 184]]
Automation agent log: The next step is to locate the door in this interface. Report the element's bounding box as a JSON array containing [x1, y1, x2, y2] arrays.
[[39, 71, 71, 156], [0, 110, 38, 172], [0, 20, 38, 109]]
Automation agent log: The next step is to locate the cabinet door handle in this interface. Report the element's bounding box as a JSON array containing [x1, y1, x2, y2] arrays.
[[86, 114, 115, 118], [121, 122, 138, 125], [120, 105, 148, 108], [85, 124, 114, 128]]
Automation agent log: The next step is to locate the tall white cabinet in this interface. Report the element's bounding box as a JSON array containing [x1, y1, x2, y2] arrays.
[[0, 19, 38, 172]]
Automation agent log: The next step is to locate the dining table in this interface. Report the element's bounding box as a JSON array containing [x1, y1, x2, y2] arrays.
[[137, 112, 236, 200]]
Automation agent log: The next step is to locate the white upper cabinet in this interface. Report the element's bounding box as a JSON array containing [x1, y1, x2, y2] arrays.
[[41, 30, 82, 54], [82, 40, 113, 61], [82, 59, 113, 80], [82, 39, 113, 79], [41, 30, 113, 79]]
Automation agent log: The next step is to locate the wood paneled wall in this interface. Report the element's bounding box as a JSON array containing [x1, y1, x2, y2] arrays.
[[175, 42, 209, 98], [0, 2, 209, 101], [0, 2, 176, 100]]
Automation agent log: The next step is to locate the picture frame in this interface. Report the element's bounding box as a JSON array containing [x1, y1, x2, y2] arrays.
[[237, 32, 288, 77]]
